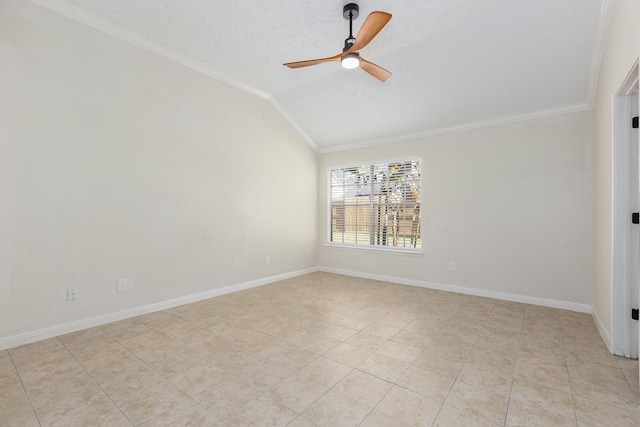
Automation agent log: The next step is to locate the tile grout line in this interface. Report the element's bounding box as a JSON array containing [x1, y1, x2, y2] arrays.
[[103, 326, 239, 426], [453, 298, 514, 425], [7, 346, 44, 427], [58, 335, 136, 426], [560, 311, 582, 427], [503, 302, 527, 427]]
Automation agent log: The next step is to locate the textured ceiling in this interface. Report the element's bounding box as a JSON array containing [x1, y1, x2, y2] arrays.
[[41, 0, 604, 151]]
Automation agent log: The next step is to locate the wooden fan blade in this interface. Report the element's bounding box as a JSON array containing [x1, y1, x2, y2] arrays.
[[284, 53, 343, 69], [346, 11, 392, 54], [360, 58, 392, 82]]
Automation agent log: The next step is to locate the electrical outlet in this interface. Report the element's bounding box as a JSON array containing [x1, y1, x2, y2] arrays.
[[67, 287, 77, 301], [265, 256, 270, 265], [449, 261, 457, 272], [117, 278, 128, 292]]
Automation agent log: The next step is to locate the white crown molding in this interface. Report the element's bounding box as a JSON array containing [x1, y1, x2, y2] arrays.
[[616, 60, 639, 96], [28, 0, 326, 151], [318, 266, 593, 314], [29, 0, 270, 100], [586, 0, 612, 106], [268, 98, 319, 152], [28, 0, 600, 156], [0, 267, 318, 350], [318, 103, 592, 153]]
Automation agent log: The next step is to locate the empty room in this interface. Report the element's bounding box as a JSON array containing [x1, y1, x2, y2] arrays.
[[1, 0, 639, 426]]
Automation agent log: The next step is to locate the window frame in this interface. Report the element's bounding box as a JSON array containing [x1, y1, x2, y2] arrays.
[[325, 157, 423, 254]]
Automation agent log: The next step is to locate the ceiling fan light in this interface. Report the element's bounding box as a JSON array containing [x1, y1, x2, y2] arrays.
[[341, 53, 360, 69]]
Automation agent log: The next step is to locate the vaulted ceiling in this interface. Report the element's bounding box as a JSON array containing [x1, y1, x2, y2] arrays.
[[38, 0, 606, 152]]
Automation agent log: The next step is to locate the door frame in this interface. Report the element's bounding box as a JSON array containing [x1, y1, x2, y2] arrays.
[[612, 60, 639, 358]]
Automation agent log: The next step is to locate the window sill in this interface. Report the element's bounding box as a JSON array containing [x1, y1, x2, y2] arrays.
[[324, 243, 423, 255]]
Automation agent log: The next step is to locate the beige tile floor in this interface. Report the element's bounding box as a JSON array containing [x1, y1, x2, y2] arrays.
[[1, 272, 639, 426]]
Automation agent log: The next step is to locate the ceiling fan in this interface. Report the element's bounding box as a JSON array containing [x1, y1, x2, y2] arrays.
[[283, 3, 392, 82]]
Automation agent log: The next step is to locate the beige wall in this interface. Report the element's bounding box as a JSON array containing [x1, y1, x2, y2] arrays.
[[592, 0, 640, 341], [319, 111, 594, 306], [2, 0, 633, 346], [0, 1, 317, 341]]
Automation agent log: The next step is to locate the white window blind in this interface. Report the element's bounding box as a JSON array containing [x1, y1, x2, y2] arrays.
[[329, 159, 421, 249]]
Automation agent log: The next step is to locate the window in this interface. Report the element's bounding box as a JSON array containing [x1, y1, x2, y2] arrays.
[[329, 159, 421, 249]]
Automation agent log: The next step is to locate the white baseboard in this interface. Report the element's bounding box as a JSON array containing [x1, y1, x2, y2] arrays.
[[1, 266, 596, 351], [0, 267, 318, 351], [592, 306, 614, 353], [319, 267, 593, 313]]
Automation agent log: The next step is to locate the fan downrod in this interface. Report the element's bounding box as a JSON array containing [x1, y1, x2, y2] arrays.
[[343, 3, 359, 51]]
